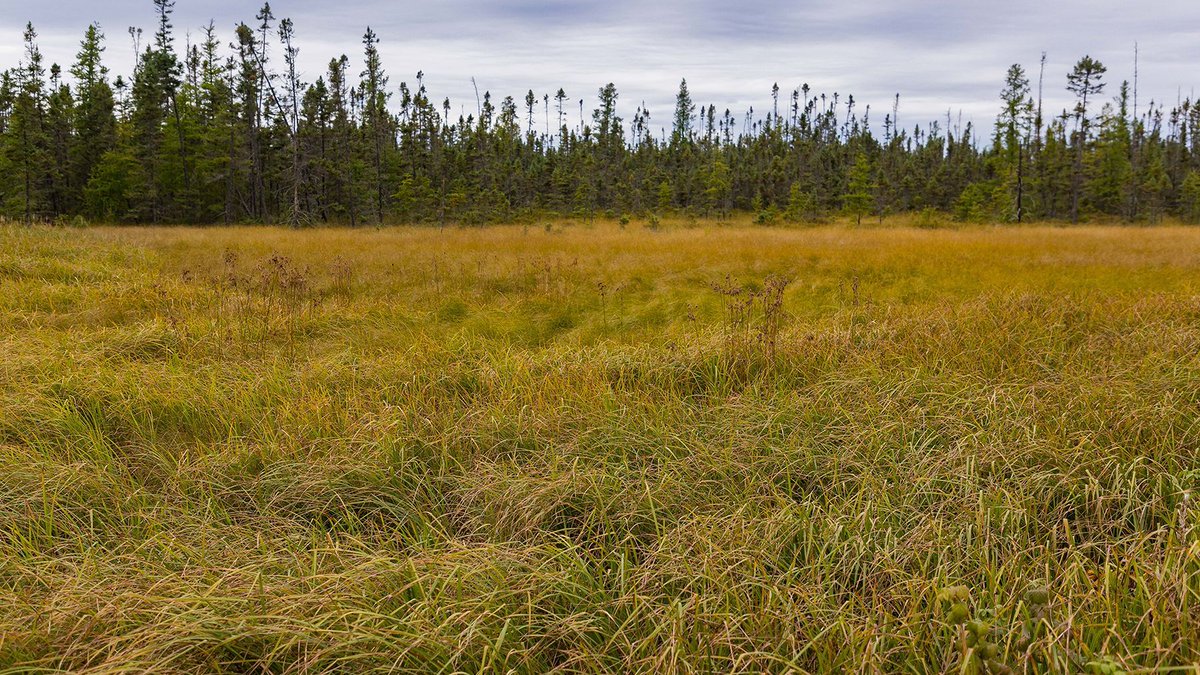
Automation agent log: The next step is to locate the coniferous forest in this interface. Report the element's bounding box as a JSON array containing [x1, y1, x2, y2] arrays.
[[3, 0, 1200, 226]]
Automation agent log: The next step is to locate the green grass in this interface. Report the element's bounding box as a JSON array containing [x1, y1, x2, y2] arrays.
[[1, 220, 1198, 673]]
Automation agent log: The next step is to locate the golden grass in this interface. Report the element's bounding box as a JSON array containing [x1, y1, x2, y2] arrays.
[[1, 219, 1198, 673]]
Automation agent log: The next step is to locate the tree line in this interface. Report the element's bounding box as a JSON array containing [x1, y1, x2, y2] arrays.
[[3, 1, 1200, 226]]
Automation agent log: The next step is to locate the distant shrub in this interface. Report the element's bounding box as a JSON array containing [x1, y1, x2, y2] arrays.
[[784, 183, 823, 224], [754, 207, 779, 226], [914, 208, 947, 229]]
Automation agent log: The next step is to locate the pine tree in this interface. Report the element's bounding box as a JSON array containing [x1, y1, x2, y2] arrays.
[[785, 181, 818, 223], [70, 24, 117, 206], [360, 27, 391, 224], [1179, 170, 1200, 223], [996, 64, 1032, 221], [234, 20, 264, 220], [0, 74, 13, 202], [189, 22, 235, 222], [124, 0, 184, 222], [45, 64, 74, 216], [1136, 132, 1171, 222], [671, 78, 695, 149], [843, 152, 875, 225], [702, 157, 732, 218], [2, 23, 50, 223], [1036, 117, 1073, 219], [591, 83, 623, 208], [277, 17, 303, 226], [326, 55, 361, 225], [1066, 56, 1106, 222], [1088, 85, 1132, 218]]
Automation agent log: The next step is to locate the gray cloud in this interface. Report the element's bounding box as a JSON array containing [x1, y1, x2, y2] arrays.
[[1, 0, 1197, 140]]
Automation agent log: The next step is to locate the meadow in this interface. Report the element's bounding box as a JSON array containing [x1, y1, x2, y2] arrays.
[[0, 219, 1197, 673]]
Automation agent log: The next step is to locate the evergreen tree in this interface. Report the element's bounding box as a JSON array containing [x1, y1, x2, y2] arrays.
[[45, 64, 74, 215], [1136, 130, 1171, 222], [326, 55, 362, 225], [1066, 55, 1106, 222], [1179, 170, 1200, 223], [996, 64, 1032, 221], [1088, 85, 1132, 218], [843, 152, 875, 225], [234, 19, 264, 219], [124, 0, 184, 221], [360, 27, 392, 224], [702, 157, 732, 218], [278, 17, 303, 225], [2, 23, 50, 223], [671, 78, 695, 148], [70, 24, 117, 206], [591, 83, 623, 207], [187, 23, 233, 222]]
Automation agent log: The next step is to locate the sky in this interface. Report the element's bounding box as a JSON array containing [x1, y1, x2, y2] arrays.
[[1, 0, 1198, 141]]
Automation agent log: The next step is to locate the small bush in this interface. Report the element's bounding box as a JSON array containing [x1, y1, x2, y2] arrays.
[[754, 207, 779, 226], [914, 207, 947, 229]]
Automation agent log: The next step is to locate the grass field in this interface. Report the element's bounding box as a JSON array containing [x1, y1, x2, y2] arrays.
[[1, 220, 1198, 673]]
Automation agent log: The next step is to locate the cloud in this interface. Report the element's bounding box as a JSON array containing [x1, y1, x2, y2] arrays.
[[1, 0, 1197, 140]]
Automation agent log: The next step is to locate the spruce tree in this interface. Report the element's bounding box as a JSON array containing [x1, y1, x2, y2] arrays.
[[671, 78, 695, 149], [45, 64, 74, 216], [997, 64, 1032, 221], [1179, 170, 1200, 223], [1066, 56, 1106, 222], [278, 17, 303, 226], [2, 23, 50, 223], [1088, 85, 1132, 218], [360, 27, 391, 224], [843, 152, 875, 225], [70, 24, 117, 205]]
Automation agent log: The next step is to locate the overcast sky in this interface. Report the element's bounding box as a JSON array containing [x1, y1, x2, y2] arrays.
[[1, 0, 1197, 141]]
